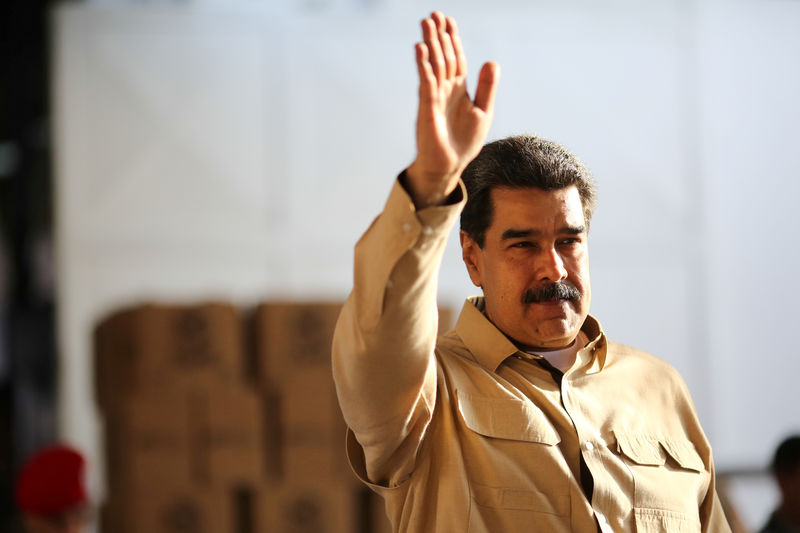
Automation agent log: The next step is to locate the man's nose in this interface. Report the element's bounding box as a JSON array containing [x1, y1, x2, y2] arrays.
[[537, 246, 568, 281]]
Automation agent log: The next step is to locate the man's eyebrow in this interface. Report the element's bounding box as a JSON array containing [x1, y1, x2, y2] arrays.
[[501, 228, 540, 240], [562, 225, 586, 235], [500, 225, 586, 240]]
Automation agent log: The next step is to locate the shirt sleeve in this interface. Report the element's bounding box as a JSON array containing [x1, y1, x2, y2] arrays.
[[331, 175, 465, 487], [675, 373, 733, 533], [701, 464, 734, 533]]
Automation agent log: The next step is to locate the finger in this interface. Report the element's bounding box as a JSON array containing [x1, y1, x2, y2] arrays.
[[422, 17, 445, 83], [446, 17, 467, 78], [437, 17, 457, 79], [431, 11, 446, 27], [474, 61, 500, 113], [415, 43, 437, 110]]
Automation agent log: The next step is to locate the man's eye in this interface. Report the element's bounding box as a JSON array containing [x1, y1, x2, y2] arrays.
[[559, 238, 580, 246], [510, 241, 532, 248]]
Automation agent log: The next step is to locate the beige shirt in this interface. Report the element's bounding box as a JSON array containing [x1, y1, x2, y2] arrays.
[[332, 179, 731, 533]]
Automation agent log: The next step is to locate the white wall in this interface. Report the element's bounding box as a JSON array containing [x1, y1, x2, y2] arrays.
[[698, 0, 800, 468], [53, 1, 800, 529]]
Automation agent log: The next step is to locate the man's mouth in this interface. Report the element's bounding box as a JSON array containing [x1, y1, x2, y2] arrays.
[[521, 282, 580, 304]]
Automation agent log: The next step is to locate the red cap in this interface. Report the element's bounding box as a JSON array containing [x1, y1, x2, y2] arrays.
[[15, 444, 88, 516]]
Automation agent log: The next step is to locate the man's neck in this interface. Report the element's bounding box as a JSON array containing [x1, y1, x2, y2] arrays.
[[524, 331, 588, 372]]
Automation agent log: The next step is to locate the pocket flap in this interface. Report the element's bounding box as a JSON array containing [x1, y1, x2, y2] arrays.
[[614, 431, 666, 466], [457, 392, 560, 445], [614, 431, 705, 472], [661, 438, 705, 472]]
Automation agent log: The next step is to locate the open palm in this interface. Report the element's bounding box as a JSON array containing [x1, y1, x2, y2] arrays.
[[406, 13, 500, 208]]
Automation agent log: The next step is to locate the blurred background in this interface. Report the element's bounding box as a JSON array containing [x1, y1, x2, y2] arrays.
[[1, 0, 799, 531]]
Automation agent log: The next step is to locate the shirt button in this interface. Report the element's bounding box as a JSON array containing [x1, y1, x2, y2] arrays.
[[402, 223, 412, 232], [584, 441, 595, 452], [422, 226, 433, 235], [386, 280, 393, 289]]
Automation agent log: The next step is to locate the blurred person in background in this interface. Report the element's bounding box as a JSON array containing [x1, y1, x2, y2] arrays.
[[15, 444, 91, 533], [761, 435, 800, 533]]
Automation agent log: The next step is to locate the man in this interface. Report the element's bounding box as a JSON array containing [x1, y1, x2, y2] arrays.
[[760, 435, 800, 533], [332, 11, 731, 532], [15, 444, 91, 533]]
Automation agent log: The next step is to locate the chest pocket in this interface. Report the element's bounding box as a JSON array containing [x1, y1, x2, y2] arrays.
[[455, 391, 569, 528], [614, 431, 706, 533], [456, 392, 561, 444]]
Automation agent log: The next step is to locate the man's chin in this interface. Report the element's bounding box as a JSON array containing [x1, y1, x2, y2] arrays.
[[529, 316, 581, 347]]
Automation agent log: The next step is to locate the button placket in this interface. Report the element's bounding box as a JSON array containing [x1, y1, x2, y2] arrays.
[[596, 512, 614, 533], [563, 376, 609, 511]]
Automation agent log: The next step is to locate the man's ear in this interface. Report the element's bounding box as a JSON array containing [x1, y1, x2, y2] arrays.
[[460, 230, 483, 288]]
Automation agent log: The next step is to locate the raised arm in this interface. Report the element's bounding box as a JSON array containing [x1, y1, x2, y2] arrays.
[[332, 12, 499, 488], [406, 12, 499, 208]]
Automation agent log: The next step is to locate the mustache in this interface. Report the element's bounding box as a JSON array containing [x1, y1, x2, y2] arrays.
[[521, 282, 581, 304]]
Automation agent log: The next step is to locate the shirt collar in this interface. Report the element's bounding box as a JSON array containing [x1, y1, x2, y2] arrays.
[[454, 296, 607, 373]]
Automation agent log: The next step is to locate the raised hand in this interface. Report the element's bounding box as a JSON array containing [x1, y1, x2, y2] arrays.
[[406, 12, 500, 208]]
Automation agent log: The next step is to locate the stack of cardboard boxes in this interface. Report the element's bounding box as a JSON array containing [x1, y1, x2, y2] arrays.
[[95, 303, 265, 533], [95, 301, 453, 533], [251, 302, 364, 533]]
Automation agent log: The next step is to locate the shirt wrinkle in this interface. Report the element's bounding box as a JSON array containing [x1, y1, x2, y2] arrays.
[[352, 399, 430, 437]]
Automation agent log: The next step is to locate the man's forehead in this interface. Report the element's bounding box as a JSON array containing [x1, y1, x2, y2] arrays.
[[490, 185, 585, 222]]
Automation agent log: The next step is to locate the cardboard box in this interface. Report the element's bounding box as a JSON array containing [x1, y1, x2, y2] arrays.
[[94, 303, 245, 412], [104, 388, 195, 493], [105, 383, 268, 493], [103, 485, 237, 533], [280, 368, 350, 482], [255, 482, 362, 533], [194, 382, 268, 487], [253, 302, 342, 388]]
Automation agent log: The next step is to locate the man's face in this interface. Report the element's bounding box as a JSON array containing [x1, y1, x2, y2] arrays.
[[460, 185, 591, 349]]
